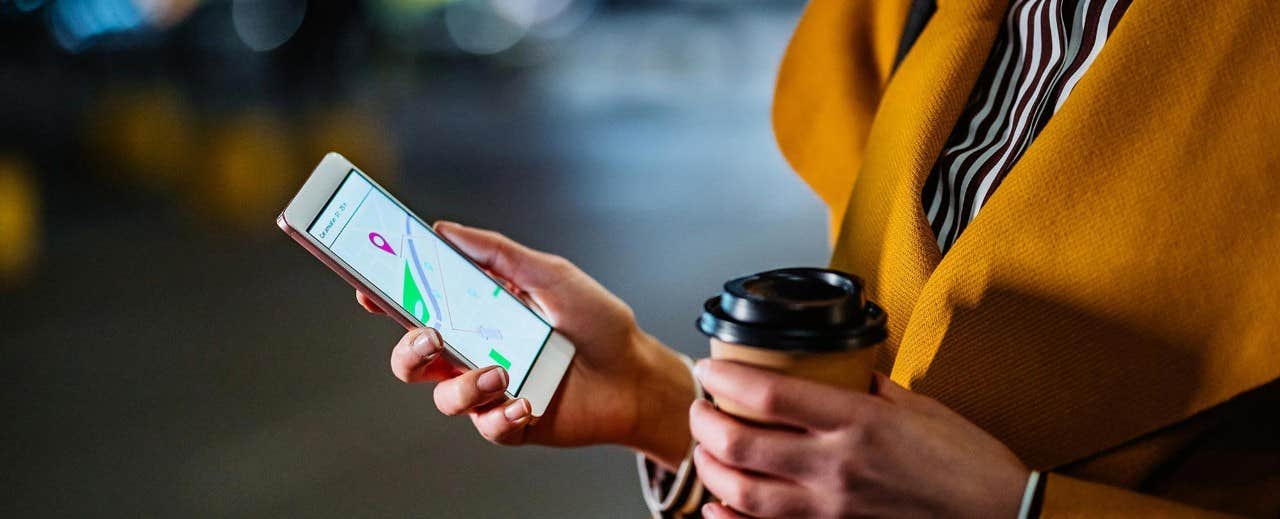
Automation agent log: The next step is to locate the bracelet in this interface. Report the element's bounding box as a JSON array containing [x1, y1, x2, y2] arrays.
[[1017, 471, 1041, 519]]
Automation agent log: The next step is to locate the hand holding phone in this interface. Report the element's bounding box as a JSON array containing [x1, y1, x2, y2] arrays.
[[279, 154, 573, 414], [279, 154, 696, 466], [362, 222, 697, 463]]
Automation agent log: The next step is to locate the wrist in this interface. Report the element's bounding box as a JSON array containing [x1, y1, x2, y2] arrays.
[[991, 465, 1033, 519], [623, 331, 695, 470]]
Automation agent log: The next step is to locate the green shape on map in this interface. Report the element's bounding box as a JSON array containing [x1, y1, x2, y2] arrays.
[[489, 348, 511, 370], [403, 261, 429, 323], [491, 284, 501, 298]]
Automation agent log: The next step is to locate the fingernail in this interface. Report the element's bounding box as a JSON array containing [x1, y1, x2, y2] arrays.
[[701, 503, 717, 519], [503, 398, 530, 423], [477, 366, 508, 393], [693, 359, 708, 382], [410, 330, 440, 359]]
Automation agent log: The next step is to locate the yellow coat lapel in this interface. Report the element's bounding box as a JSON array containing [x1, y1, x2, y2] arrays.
[[771, 0, 916, 241], [774, 0, 1280, 468]]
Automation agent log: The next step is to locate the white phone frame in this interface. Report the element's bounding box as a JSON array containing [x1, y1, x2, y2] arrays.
[[277, 152, 574, 416]]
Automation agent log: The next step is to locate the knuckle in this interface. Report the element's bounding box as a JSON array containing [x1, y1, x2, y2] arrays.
[[717, 477, 747, 510], [731, 481, 762, 514], [720, 430, 751, 465], [617, 304, 637, 325], [835, 455, 869, 490], [544, 254, 574, 276], [755, 381, 784, 414]]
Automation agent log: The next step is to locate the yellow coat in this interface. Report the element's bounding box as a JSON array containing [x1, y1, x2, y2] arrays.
[[773, 0, 1280, 515]]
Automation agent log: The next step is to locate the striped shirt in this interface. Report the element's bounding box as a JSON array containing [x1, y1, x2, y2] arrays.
[[922, 0, 1132, 254]]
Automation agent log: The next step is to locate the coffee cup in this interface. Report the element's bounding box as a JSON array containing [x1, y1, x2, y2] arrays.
[[697, 268, 887, 422]]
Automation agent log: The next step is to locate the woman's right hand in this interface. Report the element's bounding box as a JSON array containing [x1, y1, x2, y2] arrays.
[[357, 221, 695, 468]]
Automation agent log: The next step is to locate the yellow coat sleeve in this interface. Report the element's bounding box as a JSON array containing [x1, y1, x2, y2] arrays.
[[1040, 474, 1239, 519]]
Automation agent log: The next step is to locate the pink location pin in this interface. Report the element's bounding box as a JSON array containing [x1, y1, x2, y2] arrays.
[[369, 232, 396, 255]]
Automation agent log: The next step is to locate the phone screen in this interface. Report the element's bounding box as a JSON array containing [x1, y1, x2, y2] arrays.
[[306, 170, 553, 394]]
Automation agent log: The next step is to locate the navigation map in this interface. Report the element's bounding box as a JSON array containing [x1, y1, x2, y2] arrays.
[[308, 172, 552, 391]]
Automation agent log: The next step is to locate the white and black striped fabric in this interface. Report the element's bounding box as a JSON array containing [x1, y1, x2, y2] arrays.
[[922, 0, 1132, 254]]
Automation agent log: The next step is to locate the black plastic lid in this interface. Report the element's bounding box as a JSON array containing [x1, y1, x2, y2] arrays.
[[697, 268, 887, 352]]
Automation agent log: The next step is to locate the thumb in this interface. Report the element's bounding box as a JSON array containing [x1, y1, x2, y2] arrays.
[[433, 221, 573, 295], [871, 372, 950, 416], [871, 372, 912, 403]]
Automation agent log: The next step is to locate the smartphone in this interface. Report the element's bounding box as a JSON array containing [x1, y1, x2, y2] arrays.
[[277, 153, 574, 416]]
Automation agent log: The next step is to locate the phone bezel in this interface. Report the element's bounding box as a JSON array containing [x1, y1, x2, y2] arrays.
[[277, 152, 574, 416]]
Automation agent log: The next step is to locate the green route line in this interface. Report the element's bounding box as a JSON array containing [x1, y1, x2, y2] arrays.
[[403, 260, 430, 323], [488, 348, 511, 370]]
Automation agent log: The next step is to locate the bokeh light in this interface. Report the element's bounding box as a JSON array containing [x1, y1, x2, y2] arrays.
[[231, 0, 308, 52], [47, 0, 147, 52], [444, 0, 591, 55], [0, 156, 40, 285], [445, 0, 532, 55], [13, 0, 47, 13], [304, 106, 400, 188], [86, 85, 199, 193], [135, 0, 200, 28], [199, 112, 303, 232]]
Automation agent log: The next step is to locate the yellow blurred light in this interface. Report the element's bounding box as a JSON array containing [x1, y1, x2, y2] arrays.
[[198, 112, 302, 233], [304, 107, 400, 188], [87, 85, 199, 193], [0, 157, 40, 286]]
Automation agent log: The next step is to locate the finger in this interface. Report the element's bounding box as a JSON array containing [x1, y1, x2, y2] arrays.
[[390, 328, 454, 383], [356, 290, 385, 314], [433, 221, 570, 293], [470, 398, 533, 445], [701, 502, 747, 519], [480, 266, 544, 314], [694, 445, 814, 518], [689, 399, 816, 479], [432, 365, 510, 416], [480, 268, 518, 296], [696, 359, 882, 431]]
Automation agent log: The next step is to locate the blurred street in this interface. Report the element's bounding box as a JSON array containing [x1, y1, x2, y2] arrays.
[[0, 1, 825, 516]]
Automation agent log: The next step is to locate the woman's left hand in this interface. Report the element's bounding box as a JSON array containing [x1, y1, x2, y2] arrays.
[[690, 359, 1029, 519]]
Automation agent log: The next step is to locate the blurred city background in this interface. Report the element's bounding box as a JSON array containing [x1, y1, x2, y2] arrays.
[[0, 0, 826, 516]]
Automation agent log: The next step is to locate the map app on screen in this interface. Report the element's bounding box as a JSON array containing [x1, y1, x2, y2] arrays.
[[306, 171, 553, 393]]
